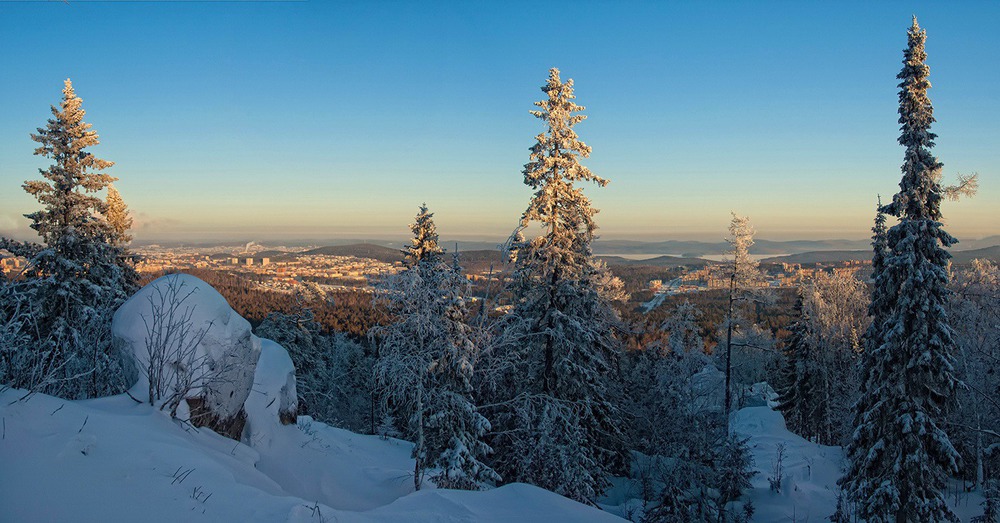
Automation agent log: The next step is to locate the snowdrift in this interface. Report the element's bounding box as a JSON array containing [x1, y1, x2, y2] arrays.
[[0, 388, 624, 522]]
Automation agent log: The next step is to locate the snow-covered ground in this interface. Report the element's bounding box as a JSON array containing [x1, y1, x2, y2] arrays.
[[0, 387, 624, 522], [599, 401, 987, 522], [1, 386, 989, 522], [736, 406, 986, 522]]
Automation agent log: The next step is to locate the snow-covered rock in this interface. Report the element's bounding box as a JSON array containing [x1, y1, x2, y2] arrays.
[[112, 273, 261, 435], [242, 338, 298, 448]]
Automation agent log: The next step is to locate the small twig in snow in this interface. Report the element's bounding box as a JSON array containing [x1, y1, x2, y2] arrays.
[[50, 404, 65, 416], [124, 390, 143, 404], [78, 415, 89, 434]]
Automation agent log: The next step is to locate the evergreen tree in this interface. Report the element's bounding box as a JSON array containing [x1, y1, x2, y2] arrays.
[[373, 206, 497, 491], [842, 18, 962, 522], [104, 184, 133, 247], [403, 203, 444, 267], [1, 79, 133, 399], [973, 480, 1000, 523], [717, 433, 757, 519], [779, 273, 867, 445], [425, 252, 500, 489], [776, 295, 812, 437], [489, 68, 625, 503]]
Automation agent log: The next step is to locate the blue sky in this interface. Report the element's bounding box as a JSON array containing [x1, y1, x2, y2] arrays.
[[0, 1, 997, 243]]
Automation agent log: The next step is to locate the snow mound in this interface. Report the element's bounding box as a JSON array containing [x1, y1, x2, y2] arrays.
[[242, 338, 298, 449], [0, 388, 624, 522], [112, 273, 261, 427]]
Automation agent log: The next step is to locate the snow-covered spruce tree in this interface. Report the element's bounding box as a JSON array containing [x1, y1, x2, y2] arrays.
[[372, 206, 497, 491], [973, 480, 1000, 523], [488, 68, 626, 503], [848, 201, 891, 441], [424, 252, 501, 489], [842, 18, 962, 522], [0, 80, 135, 399], [716, 433, 757, 521], [403, 203, 444, 267], [776, 294, 812, 438], [104, 184, 133, 248]]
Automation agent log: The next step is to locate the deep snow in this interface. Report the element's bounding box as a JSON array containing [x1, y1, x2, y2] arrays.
[[1, 388, 989, 522], [0, 387, 625, 522]]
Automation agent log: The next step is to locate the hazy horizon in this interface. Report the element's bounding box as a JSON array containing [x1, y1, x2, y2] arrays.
[[1, 2, 997, 243]]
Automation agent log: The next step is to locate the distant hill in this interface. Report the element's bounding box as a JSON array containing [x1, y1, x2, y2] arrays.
[[598, 255, 711, 267], [593, 239, 873, 256], [762, 245, 1000, 265], [955, 235, 1000, 250], [761, 251, 872, 264], [301, 244, 404, 263], [953, 246, 1000, 264]]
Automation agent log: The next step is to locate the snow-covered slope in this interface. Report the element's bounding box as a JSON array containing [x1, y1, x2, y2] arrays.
[[737, 405, 985, 522], [601, 403, 987, 522], [0, 388, 624, 522], [734, 406, 845, 522]]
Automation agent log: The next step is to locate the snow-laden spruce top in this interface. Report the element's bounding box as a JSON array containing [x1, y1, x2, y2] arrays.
[[112, 273, 261, 420]]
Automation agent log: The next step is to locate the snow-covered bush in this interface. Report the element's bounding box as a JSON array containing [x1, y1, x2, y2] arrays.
[[0, 279, 36, 392]]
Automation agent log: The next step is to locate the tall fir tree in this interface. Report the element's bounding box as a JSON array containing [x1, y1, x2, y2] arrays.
[[1, 79, 134, 399], [842, 18, 962, 522], [489, 68, 625, 503], [848, 200, 891, 443]]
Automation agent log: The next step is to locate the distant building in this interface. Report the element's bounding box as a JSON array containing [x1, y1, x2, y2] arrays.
[[246, 258, 253, 266], [261, 258, 270, 266]]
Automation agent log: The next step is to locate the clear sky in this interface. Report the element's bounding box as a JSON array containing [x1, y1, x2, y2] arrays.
[[0, 1, 997, 243]]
